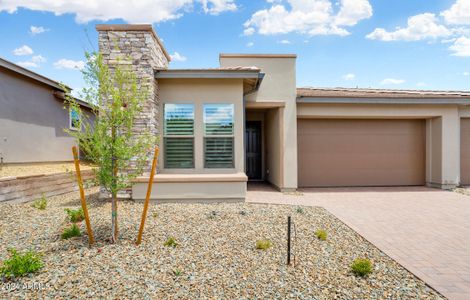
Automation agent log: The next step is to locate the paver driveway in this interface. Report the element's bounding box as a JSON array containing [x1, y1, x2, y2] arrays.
[[246, 184, 470, 300]]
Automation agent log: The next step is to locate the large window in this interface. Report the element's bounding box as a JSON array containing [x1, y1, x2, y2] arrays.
[[164, 104, 194, 168], [204, 104, 234, 168]]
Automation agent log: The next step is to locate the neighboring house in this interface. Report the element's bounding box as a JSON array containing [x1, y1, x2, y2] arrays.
[[0, 57, 93, 164], [96, 24, 470, 201]]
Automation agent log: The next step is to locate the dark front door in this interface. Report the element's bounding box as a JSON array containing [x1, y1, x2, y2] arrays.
[[246, 121, 262, 180]]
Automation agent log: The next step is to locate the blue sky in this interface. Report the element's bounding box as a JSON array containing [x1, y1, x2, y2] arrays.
[[0, 0, 469, 93]]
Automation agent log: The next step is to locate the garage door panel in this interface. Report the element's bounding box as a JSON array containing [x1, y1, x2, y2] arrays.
[[298, 119, 426, 187]]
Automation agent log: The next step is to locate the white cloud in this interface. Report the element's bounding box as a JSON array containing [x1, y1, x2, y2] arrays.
[[441, 0, 470, 25], [380, 78, 405, 85], [200, 0, 236, 15], [463, 71, 470, 76], [342, 73, 355, 80], [279, 39, 291, 44], [30, 25, 48, 35], [17, 61, 39, 68], [0, 0, 237, 23], [13, 45, 33, 56], [53, 59, 85, 70], [366, 13, 451, 41], [416, 82, 427, 87], [246, 42, 254, 47], [17, 54, 46, 68], [244, 0, 372, 36], [449, 36, 470, 56], [170, 52, 187, 62]]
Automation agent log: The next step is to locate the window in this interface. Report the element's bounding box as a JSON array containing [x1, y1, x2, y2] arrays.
[[69, 107, 81, 130], [164, 104, 194, 168], [204, 104, 234, 168]]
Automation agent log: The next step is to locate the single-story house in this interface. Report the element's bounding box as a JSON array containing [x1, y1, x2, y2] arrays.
[[96, 24, 470, 201], [0, 57, 94, 164]]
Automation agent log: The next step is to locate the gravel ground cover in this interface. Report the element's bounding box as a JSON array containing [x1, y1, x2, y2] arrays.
[[0, 188, 442, 299], [0, 162, 93, 179]]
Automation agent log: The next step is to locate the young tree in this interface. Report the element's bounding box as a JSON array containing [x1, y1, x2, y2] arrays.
[[65, 52, 156, 243]]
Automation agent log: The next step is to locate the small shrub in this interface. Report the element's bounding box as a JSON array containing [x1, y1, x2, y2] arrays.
[[31, 195, 47, 210], [351, 258, 373, 277], [61, 224, 82, 239], [65, 208, 84, 223], [173, 269, 183, 276], [315, 229, 327, 241], [296, 206, 304, 214], [164, 236, 178, 248], [0, 249, 43, 279], [256, 239, 272, 250]]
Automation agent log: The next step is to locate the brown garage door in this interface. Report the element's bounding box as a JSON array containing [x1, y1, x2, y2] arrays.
[[298, 119, 426, 187], [460, 119, 470, 185]]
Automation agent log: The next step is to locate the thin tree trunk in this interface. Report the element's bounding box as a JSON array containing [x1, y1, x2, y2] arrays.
[[111, 125, 118, 243]]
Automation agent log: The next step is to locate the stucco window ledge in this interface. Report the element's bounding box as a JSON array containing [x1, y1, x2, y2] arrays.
[[133, 172, 248, 183]]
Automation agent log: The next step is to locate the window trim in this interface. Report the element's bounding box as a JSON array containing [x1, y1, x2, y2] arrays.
[[163, 103, 195, 169], [203, 103, 235, 169]]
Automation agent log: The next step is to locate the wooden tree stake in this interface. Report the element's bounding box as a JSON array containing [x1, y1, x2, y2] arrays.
[[136, 147, 159, 245], [72, 146, 95, 246]]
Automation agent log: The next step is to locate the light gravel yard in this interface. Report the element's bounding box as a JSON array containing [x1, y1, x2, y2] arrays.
[[0, 162, 94, 179], [0, 188, 442, 299]]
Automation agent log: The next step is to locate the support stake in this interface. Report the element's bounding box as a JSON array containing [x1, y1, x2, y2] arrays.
[[72, 146, 94, 246], [287, 215, 291, 265], [136, 147, 159, 245]]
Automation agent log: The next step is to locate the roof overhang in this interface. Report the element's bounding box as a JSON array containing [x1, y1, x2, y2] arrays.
[[297, 97, 470, 105], [155, 69, 264, 95]]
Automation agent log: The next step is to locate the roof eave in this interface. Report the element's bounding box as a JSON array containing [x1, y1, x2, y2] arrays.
[[297, 97, 470, 105], [155, 69, 261, 79]]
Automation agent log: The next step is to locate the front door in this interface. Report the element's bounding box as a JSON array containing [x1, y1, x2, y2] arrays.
[[246, 121, 262, 180]]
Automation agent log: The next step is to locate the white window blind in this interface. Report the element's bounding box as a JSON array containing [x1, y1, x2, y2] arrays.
[[164, 104, 194, 168], [203, 104, 234, 168]]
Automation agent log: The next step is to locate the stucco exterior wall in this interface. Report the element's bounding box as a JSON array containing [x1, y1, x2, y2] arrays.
[[220, 55, 297, 190], [158, 78, 245, 174], [297, 103, 461, 188], [264, 107, 283, 188], [0, 68, 91, 163]]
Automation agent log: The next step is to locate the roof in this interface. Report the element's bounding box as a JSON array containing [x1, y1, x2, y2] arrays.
[[95, 24, 171, 62], [155, 68, 264, 95], [220, 53, 297, 59], [0, 57, 69, 91], [0, 57, 92, 109], [297, 87, 470, 99]]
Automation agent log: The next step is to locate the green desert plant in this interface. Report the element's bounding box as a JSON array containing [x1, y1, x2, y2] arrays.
[[164, 237, 178, 248], [315, 229, 327, 241], [61, 224, 82, 239], [256, 239, 272, 250], [65, 208, 85, 223], [351, 258, 373, 277], [296, 206, 304, 214], [63, 51, 156, 243], [31, 195, 47, 210], [0, 248, 43, 279], [173, 269, 183, 276]]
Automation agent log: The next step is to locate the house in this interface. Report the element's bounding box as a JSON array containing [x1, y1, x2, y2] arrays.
[[0, 57, 93, 164], [96, 24, 470, 201]]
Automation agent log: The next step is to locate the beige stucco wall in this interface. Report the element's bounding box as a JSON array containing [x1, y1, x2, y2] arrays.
[[220, 55, 297, 190], [264, 108, 283, 188], [297, 103, 461, 188], [158, 78, 245, 174]]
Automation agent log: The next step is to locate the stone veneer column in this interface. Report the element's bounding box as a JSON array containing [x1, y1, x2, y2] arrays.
[[96, 24, 170, 196]]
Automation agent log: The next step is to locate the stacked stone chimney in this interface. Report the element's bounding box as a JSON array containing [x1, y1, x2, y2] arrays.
[[96, 24, 170, 197]]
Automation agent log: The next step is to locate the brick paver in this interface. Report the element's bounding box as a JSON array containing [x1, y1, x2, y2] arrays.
[[246, 184, 470, 300]]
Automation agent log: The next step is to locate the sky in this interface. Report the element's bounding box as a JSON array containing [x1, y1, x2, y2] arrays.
[[0, 0, 470, 94]]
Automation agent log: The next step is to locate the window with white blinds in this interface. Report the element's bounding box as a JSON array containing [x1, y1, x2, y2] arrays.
[[203, 104, 234, 168], [164, 104, 194, 169]]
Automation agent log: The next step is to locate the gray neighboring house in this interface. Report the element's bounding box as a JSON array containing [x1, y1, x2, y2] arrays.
[[0, 57, 93, 164]]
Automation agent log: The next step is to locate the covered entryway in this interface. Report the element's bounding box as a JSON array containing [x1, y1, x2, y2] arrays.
[[297, 119, 426, 187]]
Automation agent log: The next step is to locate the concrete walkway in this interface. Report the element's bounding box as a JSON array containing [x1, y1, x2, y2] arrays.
[[246, 184, 470, 300]]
